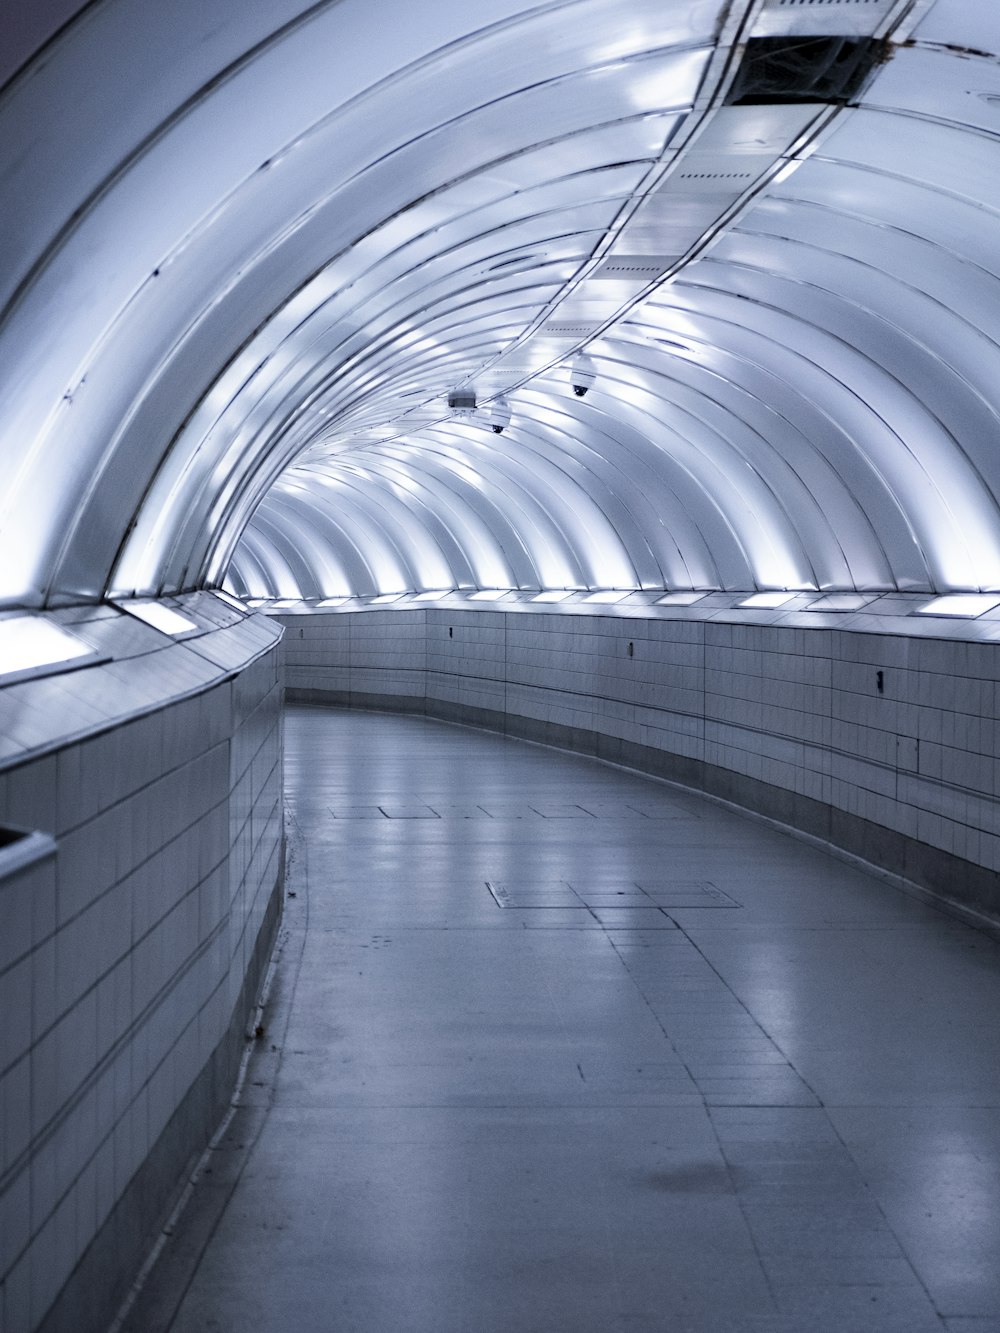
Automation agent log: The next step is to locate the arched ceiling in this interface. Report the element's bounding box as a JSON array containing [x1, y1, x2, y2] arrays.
[[2, 0, 1000, 607]]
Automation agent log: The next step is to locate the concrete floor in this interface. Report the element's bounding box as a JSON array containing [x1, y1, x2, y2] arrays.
[[124, 706, 1000, 1332]]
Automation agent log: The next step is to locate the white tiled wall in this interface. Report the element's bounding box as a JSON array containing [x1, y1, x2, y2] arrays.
[[283, 608, 1000, 887], [0, 623, 283, 1332]]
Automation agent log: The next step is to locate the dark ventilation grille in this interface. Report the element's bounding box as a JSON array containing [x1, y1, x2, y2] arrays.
[[677, 169, 756, 181], [593, 256, 678, 279], [541, 322, 596, 335], [726, 36, 886, 106]]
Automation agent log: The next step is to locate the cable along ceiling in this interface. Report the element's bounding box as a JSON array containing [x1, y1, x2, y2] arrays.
[[2, 0, 1000, 607]]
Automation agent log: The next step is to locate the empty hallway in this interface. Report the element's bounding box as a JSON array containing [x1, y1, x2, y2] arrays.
[[124, 706, 1000, 1333]]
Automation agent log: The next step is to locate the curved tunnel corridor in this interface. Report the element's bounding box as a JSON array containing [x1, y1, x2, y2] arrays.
[[2, 1, 1000, 1329]]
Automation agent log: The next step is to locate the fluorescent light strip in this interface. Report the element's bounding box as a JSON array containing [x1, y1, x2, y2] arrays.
[[532, 590, 573, 602], [738, 592, 796, 609], [370, 593, 404, 604], [317, 596, 350, 607], [0, 615, 95, 681], [117, 600, 198, 634], [415, 590, 451, 601], [214, 590, 248, 612], [468, 590, 510, 601], [915, 594, 1000, 618]]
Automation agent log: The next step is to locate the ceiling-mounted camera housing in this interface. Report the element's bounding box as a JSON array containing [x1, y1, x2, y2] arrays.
[[488, 396, 512, 434], [568, 353, 597, 398], [447, 389, 477, 418]]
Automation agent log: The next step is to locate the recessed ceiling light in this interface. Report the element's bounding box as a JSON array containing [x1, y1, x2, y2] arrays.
[[738, 592, 796, 609], [0, 615, 97, 683], [116, 600, 199, 635], [214, 590, 248, 612], [657, 591, 707, 605], [915, 594, 1000, 618], [468, 590, 510, 601]]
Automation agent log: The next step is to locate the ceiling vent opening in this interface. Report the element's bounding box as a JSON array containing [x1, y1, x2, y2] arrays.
[[592, 257, 677, 280], [726, 35, 887, 106], [771, 0, 888, 7], [541, 322, 598, 336]]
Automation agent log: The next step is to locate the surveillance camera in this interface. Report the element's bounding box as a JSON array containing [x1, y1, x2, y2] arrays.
[[568, 353, 596, 398], [488, 396, 511, 435]]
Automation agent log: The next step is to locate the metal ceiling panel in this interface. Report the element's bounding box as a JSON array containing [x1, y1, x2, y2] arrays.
[[5, 0, 1000, 612]]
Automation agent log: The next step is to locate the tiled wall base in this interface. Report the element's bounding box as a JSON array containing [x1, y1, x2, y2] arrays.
[[36, 875, 280, 1333], [0, 613, 284, 1333], [283, 605, 1000, 926]]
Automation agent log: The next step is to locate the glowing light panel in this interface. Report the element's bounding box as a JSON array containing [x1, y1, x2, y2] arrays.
[[915, 595, 1000, 618], [0, 616, 96, 681], [739, 593, 796, 609], [115, 601, 198, 635]]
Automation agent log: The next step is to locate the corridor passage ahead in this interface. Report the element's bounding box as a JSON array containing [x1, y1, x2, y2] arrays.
[[131, 707, 1000, 1333]]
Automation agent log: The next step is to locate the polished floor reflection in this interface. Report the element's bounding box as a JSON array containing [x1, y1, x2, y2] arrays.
[[130, 706, 1000, 1332]]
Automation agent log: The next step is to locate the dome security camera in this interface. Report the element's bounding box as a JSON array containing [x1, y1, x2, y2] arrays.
[[568, 353, 597, 399], [488, 396, 512, 435]]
